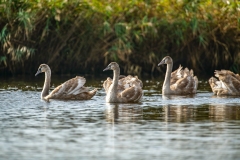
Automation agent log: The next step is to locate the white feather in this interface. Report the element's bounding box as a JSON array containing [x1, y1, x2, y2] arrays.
[[68, 78, 85, 95]]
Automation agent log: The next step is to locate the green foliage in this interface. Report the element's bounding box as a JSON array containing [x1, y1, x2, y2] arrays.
[[0, 0, 239, 75], [0, 56, 7, 66]]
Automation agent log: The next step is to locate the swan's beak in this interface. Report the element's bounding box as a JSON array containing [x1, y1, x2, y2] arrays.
[[158, 60, 165, 66], [35, 70, 41, 76], [103, 66, 111, 71]]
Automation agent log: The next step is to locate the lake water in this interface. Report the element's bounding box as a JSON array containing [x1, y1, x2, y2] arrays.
[[1, 75, 240, 160]]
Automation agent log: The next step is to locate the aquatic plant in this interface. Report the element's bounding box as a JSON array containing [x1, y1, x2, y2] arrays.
[[0, 0, 239, 76]]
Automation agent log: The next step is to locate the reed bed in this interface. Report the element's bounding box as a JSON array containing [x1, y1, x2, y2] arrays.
[[0, 0, 239, 76]]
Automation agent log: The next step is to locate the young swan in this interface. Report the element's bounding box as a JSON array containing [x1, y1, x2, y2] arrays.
[[35, 64, 97, 101], [209, 70, 240, 96], [158, 56, 198, 95], [103, 62, 143, 103]]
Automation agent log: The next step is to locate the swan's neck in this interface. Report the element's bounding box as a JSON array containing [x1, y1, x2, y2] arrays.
[[107, 68, 120, 102], [41, 70, 51, 99], [163, 63, 173, 94], [112, 68, 119, 88]]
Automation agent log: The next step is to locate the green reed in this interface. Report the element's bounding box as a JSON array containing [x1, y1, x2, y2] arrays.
[[0, 0, 239, 76]]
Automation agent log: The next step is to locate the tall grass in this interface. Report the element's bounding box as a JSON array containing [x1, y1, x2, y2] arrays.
[[0, 0, 239, 76]]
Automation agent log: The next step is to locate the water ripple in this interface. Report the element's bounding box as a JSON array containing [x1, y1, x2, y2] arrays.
[[0, 78, 240, 160]]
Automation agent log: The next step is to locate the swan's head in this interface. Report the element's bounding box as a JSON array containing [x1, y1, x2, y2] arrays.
[[158, 56, 173, 66], [35, 64, 50, 76], [103, 62, 119, 71]]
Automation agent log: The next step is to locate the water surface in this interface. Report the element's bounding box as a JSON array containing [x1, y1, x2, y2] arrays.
[[1, 76, 240, 160]]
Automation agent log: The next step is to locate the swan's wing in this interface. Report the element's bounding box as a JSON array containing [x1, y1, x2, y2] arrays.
[[48, 76, 86, 99], [103, 77, 112, 93], [215, 70, 240, 85], [120, 86, 143, 102], [171, 65, 182, 77], [193, 76, 198, 91], [171, 77, 189, 90], [171, 76, 197, 94], [210, 70, 240, 95], [190, 69, 194, 77], [117, 75, 143, 102], [235, 74, 240, 81], [218, 70, 240, 94], [209, 77, 225, 95], [209, 77, 218, 88], [132, 76, 143, 88], [214, 70, 234, 82], [226, 70, 240, 82], [183, 67, 191, 77], [171, 65, 183, 85], [119, 75, 143, 90], [119, 75, 126, 79], [229, 76, 240, 93], [103, 76, 126, 93]]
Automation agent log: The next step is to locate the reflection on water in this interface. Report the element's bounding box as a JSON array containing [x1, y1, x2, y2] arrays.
[[105, 104, 119, 123], [209, 105, 240, 121], [1, 76, 240, 160], [162, 95, 196, 122], [163, 105, 194, 122], [105, 103, 143, 123], [162, 94, 196, 100]]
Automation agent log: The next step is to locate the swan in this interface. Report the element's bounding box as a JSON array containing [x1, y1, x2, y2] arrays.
[[103, 62, 143, 103], [209, 70, 240, 96], [35, 64, 97, 101], [158, 56, 198, 95]]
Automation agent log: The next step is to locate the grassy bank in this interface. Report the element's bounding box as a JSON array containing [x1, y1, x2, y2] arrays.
[[0, 0, 239, 76]]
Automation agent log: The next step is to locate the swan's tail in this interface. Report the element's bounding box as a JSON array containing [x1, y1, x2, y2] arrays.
[[88, 88, 98, 99]]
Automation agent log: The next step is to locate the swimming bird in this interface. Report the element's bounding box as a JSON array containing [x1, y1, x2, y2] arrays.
[[209, 70, 240, 96], [35, 64, 97, 101], [103, 62, 143, 103], [158, 56, 198, 95]]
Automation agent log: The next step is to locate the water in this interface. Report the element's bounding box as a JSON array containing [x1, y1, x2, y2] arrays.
[[1, 76, 240, 160]]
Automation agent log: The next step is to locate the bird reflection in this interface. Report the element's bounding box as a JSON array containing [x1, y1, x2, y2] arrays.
[[162, 94, 195, 100], [105, 103, 143, 123], [105, 103, 119, 123], [163, 105, 195, 122], [161, 94, 196, 122], [211, 95, 240, 99], [209, 104, 240, 121]]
